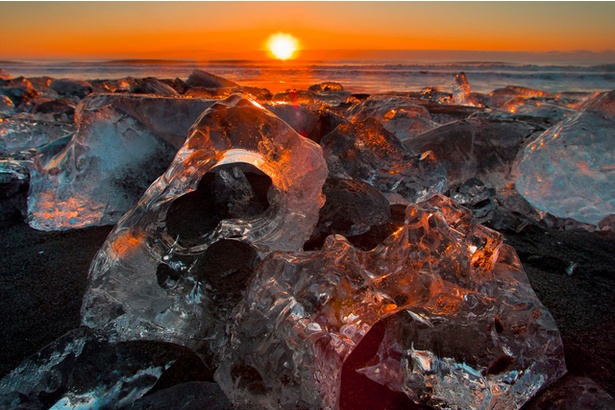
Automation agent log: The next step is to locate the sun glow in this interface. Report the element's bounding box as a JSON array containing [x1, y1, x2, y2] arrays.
[[267, 33, 299, 60]]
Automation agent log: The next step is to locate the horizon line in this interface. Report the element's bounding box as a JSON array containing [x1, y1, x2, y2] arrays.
[[1, 49, 614, 65]]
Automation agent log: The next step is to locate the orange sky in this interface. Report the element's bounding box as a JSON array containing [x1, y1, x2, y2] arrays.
[[1, 2, 614, 60]]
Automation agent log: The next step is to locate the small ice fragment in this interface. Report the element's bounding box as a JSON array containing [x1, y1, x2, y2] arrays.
[[452, 72, 481, 107]]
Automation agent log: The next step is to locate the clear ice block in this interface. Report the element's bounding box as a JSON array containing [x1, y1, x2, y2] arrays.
[[347, 96, 439, 140], [322, 118, 447, 203], [81, 95, 328, 352], [516, 90, 615, 225], [27, 94, 216, 230], [403, 117, 541, 189], [215, 195, 565, 409], [0, 328, 199, 409]]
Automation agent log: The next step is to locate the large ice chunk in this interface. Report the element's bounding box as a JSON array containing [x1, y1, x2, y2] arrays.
[[81, 95, 328, 352], [321, 118, 447, 203], [516, 90, 615, 225], [403, 118, 541, 189], [215, 195, 565, 409], [27, 94, 215, 230]]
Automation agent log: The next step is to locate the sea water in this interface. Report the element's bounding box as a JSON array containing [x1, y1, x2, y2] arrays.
[[1, 59, 614, 94]]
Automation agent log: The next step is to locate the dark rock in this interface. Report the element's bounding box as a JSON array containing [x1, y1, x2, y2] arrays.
[[305, 177, 392, 250], [0, 160, 29, 227], [350, 93, 370, 101]]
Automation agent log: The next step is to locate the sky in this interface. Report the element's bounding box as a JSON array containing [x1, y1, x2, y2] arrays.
[[1, 2, 614, 61]]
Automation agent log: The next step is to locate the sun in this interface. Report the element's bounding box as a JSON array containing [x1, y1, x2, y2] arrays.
[[266, 33, 299, 61]]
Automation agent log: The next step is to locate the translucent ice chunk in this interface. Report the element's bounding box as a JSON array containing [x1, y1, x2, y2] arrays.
[[488, 86, 552, 110], [347, 96, 439, 139], [215, 195, 565, 409], [403, 117, 541, 189], [27, 94, 215, 230], [452, 72, 481, 107], [81, 95, 327, 352], [516, 90, 615, 225], [321, 118, 447, 202], [358, 243, 565, 409], [0, 327, 199, 409], [0, 113, 75, 156]]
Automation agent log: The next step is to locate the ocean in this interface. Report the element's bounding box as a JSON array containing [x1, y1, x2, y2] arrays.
[[1, 59, 614, 94]]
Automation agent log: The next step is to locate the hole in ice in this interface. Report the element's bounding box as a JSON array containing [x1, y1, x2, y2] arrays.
[[165, 163, 272, 247], [193, 239, 261, 305]]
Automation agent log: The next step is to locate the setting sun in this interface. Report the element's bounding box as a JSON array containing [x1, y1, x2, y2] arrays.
[[266, 33, 299, 61]]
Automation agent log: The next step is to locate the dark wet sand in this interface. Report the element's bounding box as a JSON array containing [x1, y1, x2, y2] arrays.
[[1, 214, 614, 407]]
